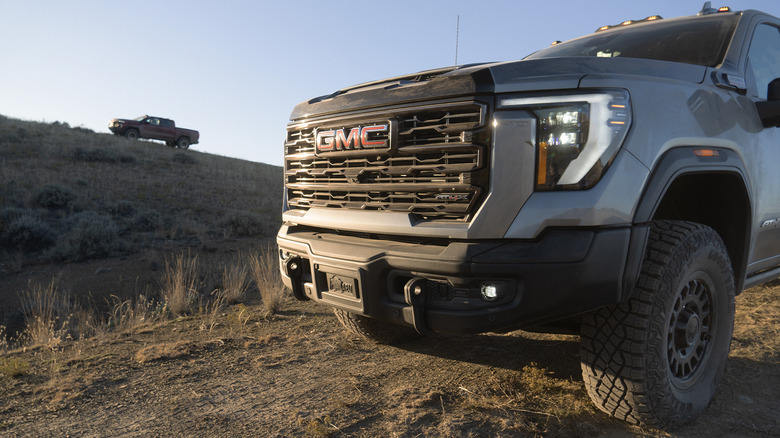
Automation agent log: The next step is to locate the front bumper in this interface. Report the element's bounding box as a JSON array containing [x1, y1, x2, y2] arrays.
[[277, 224, 646, 334], [108, 123, 122, 134]]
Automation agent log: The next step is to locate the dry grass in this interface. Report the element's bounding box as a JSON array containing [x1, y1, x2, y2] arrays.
[[249, 246, 285, 315], [731, 284, 780, 359], [199, 289, 227, 331], [19, 280, 73, 349], [0, 356, 29, 378], [220, 263, 249, 304], [0, 325, 10, 352], [459, 363, 596, 431], [108, 294, 164, 333], [2, 247, 287, 349], [161, 253, 200, 316], [134, 341, 194, 363]]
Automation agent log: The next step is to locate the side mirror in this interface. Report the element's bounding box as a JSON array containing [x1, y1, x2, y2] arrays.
[[755, 78, 780, 128]]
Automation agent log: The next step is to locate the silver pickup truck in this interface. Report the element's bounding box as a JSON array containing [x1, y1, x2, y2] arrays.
[[277, 3, 780, 428]]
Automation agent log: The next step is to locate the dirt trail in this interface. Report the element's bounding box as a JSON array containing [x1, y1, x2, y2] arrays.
[[1, 295, 778, 437]]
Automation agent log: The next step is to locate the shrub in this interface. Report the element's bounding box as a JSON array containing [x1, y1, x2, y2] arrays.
[[73, 125, 95, 134], [108, 200, 136, 217], [72, 147, 118, 163], [172, 152, 196, 164], [132, 210, 160, 232], [2, 215, 57, 252], [32, 184, 77, 210], [72, 147, 135, 164], [0, 207, 32, 235], [55, 211, 128, 261], [119, 153, 137, 164], [222, 211, 267, 237]]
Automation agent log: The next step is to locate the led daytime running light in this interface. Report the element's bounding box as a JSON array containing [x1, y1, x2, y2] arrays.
[[499, 90, 631, 190]]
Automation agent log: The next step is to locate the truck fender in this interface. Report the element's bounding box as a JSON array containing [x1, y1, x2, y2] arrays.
[[631, 146, 752, 292]]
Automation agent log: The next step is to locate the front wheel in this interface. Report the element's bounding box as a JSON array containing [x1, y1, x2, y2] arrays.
[[333, 309, 421, 345], [580, 221, 735, 429], [125, 129, 139, 140]]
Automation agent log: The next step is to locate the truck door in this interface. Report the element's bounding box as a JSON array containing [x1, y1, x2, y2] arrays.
[[745, 22, 780, 272], [159, 119, 176, 141], [142, 117, 167, 141]]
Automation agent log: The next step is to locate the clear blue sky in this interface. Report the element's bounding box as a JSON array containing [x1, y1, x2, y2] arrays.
[[2, 0, 779, 167]]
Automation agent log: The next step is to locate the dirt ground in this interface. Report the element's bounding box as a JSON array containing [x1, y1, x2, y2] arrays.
[[1, 287, 777, 437]]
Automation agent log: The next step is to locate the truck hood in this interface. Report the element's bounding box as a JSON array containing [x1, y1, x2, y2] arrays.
[[290, 57, 708, 121], [110, 118, 139, 124]]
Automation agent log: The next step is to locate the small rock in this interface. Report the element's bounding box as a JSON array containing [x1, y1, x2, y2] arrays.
[[737, 394, 755, 404]]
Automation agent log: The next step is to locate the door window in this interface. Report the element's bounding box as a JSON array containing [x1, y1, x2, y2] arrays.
[[747, 24, 780, 99]]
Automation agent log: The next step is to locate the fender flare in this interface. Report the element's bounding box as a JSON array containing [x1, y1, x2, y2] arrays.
[[634, 147, 751, 223], [630, 146, 752, 292]]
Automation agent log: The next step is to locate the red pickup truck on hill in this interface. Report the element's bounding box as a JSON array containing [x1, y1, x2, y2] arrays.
[[108, 115, 199, 149]]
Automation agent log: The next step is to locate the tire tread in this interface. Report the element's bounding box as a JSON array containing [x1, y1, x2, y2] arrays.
[[580, 220, 735, 428]]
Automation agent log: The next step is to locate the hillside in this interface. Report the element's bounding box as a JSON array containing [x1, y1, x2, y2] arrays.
[[0, 114, 282, 330]]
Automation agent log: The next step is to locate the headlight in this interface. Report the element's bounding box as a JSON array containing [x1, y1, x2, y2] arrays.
[[498, 90, 631, 190]]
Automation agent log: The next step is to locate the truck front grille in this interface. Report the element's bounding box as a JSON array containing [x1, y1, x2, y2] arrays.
[[284, 101, 490, 221]]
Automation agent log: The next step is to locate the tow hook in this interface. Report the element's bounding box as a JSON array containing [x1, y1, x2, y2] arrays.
[[403, 278, 431, 335], [285, 256, 309, 301]]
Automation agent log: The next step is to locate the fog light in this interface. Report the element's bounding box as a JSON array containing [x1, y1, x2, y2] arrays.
[[480, 283, 499, 301], [285, 256, 302, 278]]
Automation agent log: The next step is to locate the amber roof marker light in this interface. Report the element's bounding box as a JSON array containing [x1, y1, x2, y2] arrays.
[[595, 15, 664, 32], [699, 2, 732, 15]]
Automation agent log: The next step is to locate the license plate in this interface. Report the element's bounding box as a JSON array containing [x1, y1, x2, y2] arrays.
[[327, 273, 358, 299]]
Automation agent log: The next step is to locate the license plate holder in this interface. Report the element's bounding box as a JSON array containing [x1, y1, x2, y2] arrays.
[[326, 273, 359, 299]]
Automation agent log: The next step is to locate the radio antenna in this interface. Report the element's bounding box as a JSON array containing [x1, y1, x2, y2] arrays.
[[455, 15, 460, 65]]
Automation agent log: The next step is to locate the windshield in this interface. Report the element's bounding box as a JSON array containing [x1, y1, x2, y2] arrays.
[[526, 14, 740, 67]]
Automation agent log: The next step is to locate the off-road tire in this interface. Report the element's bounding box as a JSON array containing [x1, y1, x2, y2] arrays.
[[176, 137, 190, 149], [580, 221, 735, 429], [333, 309, 421, 345], [125, 129, 139, 140]]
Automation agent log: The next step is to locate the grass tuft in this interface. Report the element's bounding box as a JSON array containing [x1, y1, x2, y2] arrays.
[[199, 289, 227, 331], [19, 280, 73, 349], [108, 294, 164, 333], [161, 253, 200, 316], [249, 247, 285, 315], [0, 357, 29, 378], [221, 263, 249, 305]]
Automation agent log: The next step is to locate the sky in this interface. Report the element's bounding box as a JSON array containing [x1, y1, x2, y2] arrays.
[[2, 0, 780, 167]]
